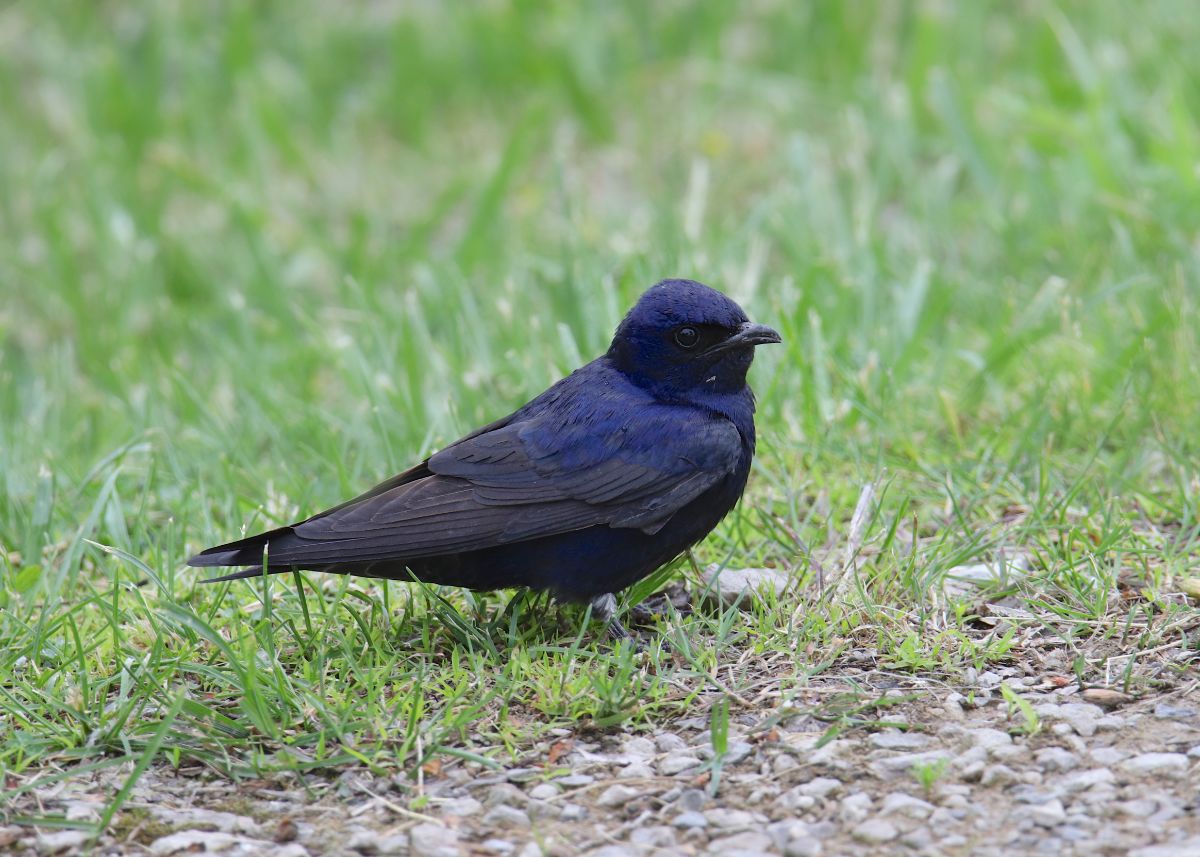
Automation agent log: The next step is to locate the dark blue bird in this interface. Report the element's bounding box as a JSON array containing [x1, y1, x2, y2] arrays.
[[188, 279, 780, 634]]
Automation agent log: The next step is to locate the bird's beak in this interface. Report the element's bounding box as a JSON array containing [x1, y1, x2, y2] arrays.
[[731, 321, 782, 347], [703, 321, 782, 356]]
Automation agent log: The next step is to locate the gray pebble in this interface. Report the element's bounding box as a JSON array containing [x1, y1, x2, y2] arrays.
[[481, 804, 531, 830], [851, 819, 898, 844], [585, 847, 640, 857], [1029, 799, 1066, 827], [527, 783, 559, 801], [839, 792, 873, 823], [798, 776, 842, 798], [559, 802, 588, 821], [485, 784, 526, 807], [597, 784, 641, 808], [705, 831, 775, 853], [979, 763, 1017, 782], [1119, 752, 1189, 778], [1035, 747, 1079, 772], [36, 831, 92, 855], [657, 732, 688, 752], [622, 736, 657, 757], [409, 823, 461, 857], [630, 825, 677, 848], [659, 753, 703, 776], [480, 840, 515, 856], [673, 810, 709, 829], [1129, 836, 1200, 857], [440, 796, 483, 816], [618, 761, 655, 779], [676, 788, 708, 811], [554, 773, 595, 787], [706, 807, 758, 829], [1154, 703, 1197, 720], [870, 731, 929, 750], [880, 792, 935, 819]]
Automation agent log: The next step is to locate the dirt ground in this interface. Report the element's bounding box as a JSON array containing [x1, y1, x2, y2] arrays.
[[5, 651, 1198, 857]]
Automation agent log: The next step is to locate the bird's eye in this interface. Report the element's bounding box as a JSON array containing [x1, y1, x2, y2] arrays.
[[674, 327, 699, 349]]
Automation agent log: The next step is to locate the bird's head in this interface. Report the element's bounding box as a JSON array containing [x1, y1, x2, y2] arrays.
[[607, 279, 781, 401]]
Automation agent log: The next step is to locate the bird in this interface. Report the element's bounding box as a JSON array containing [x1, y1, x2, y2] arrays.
[[188, 278, 781, 637]]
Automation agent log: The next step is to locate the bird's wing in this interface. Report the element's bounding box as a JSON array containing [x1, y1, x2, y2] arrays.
[[244, 406, 742, 565]]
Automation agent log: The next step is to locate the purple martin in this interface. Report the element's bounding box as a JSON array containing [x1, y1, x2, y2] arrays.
[[189, 279, 780, 635]]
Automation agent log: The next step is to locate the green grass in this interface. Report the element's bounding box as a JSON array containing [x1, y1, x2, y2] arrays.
[[2, 0, 1199, 834]]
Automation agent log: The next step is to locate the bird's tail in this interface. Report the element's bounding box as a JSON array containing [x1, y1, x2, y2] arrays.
[[187, 526, 297, 583], [200, 565, 271, 583]]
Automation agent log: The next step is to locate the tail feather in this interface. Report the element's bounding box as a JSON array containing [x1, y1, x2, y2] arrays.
[[201, 565, 272, 583]]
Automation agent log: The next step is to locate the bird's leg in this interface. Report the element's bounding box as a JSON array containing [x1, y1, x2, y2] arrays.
[[588, 592, 630, 640]]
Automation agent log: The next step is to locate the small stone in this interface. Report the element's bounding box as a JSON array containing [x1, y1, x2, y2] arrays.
[[852, 819, 898, 844], [1129, 835, 1200, 857], [839, 792, 873, 823], [623, 736, 657, 757], [150, 832, 249, 855], [776, 788, 816, 811], [722, 740, 754, 765], [798, 776, 842, 798], [36, 831, 92, 855], [480, 840, 515, 856], [963, 727, 1013, 752], [554, 773, 595, 787], [880, 792, 935, 819], [870, 750, 952, 777], [700, 564, 791, 606], [410, 823, 461, 857], [630, 826, 677, 848], [1035, 747, 1079, 772], [1030, 799, 1066, 827], [1058, 768, 1115, 794], [526, 799, 560, 821], [677, 788, 708, 811], [674, 811, 709, 829], [560, 803, 588, 821], [618, 761, 655, 779], [1090, 746, 1127, 766], [1119, 753, 1189, 778], [657, 732, 688, 752], [597, 784, 641, 808], [440, 796, 483, 816], [706, 831, 775, 853], [1059, 703, 1104, 737], [586, 847, 640, 857], [528, 783, 559, 801], [1154, 703, 1198, 720], [979, 763, 1017, 782], [276, 846, 311, 857], [482, 805, 531, 830], [706, 807, 758, 829], [1096, 714, 1126, 732], [659, 753, 703, 776], [377, 836, 408, 856], [485, 784, 526, 807], [774, 753, 799, 774], [870, 732, 929, 750]]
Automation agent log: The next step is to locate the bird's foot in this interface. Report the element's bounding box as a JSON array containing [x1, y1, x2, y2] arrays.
[[588, 593, 632, 643]]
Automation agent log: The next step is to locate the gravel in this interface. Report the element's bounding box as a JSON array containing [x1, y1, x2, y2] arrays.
[[6, 676, 1197, 857]]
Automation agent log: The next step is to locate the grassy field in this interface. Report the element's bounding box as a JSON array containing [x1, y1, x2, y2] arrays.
[[1, 0, 1198, 838]]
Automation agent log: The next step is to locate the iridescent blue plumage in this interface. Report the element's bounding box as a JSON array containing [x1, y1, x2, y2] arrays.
[[188, 279, 780, 627]]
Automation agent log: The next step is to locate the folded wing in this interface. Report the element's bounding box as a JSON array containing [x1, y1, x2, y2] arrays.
[[189, 403, 742, 569]]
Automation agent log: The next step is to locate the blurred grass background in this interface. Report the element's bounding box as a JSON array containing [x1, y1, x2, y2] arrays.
[[1, 0, 1199, 795]]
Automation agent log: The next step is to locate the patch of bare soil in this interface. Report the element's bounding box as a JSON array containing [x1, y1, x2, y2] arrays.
[[4, 661, 1198, 857]]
